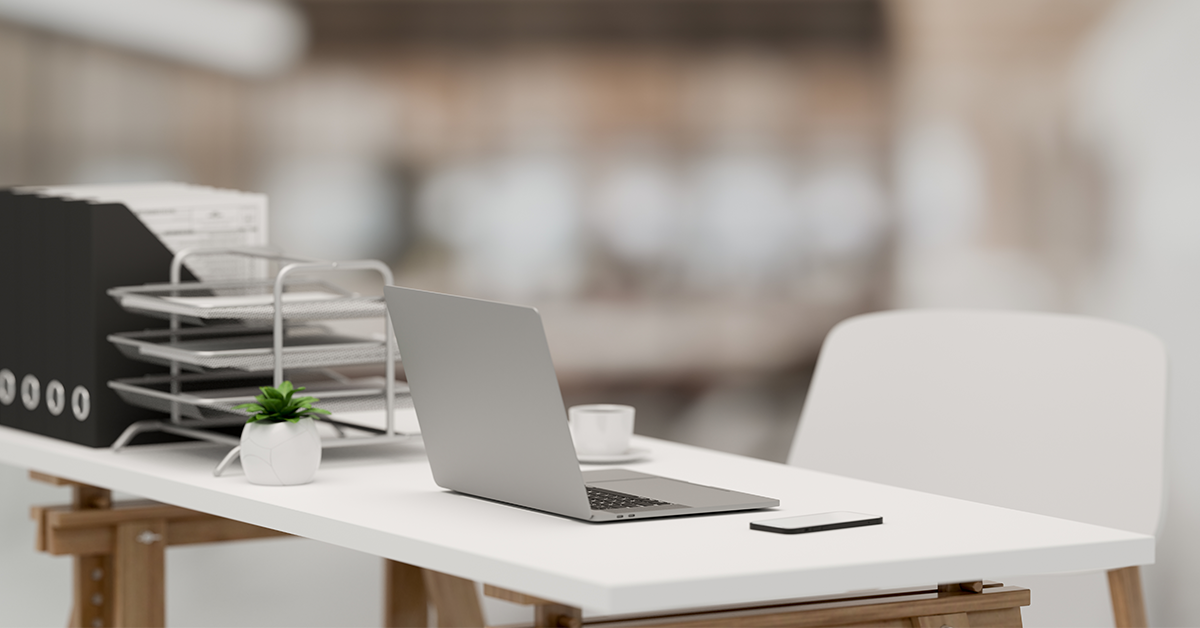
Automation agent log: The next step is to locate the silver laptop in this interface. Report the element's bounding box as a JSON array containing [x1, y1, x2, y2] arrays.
[[384, 286, 779, 522]]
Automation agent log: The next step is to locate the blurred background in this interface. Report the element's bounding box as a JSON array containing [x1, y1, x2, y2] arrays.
[[3, 0, 1200, 625]]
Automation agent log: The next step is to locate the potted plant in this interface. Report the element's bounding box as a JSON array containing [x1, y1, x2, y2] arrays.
[[234, 381, 330, 486]]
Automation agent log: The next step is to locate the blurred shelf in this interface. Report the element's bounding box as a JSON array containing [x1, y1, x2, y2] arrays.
[[537, 297, 852, 385], [300, 0, 885, 53]]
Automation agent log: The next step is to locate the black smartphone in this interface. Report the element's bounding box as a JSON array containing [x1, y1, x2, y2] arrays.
[[750, 511, 883, 535]]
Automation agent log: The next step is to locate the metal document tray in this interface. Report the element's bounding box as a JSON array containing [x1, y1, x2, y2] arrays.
[[109, 325, 388, 371], [108, 372, 417, 435], [108, 280, 386, 324]]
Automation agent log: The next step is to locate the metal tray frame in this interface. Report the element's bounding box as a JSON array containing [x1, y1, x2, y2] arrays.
[[108, 247, 403, 475]]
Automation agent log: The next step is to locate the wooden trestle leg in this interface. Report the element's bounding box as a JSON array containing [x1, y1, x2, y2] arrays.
[[386, 559, 430, 627], [30, 472, 463, 628], [424, 570, 486, 628], [485, 585, 581, 628], [30, 472, 116, 628], [29, 472, 290, 628], [111, 519, 166, 627]]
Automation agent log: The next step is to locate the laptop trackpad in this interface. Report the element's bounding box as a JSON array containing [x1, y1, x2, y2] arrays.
[[588, 477, 745, 508]]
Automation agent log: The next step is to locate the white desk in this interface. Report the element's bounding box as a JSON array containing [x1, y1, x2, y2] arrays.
[[0, 425, 1152, 620]]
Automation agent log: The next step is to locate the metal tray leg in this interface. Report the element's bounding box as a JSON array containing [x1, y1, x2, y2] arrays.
[[214, 446, 241, 477], [111, 420, 167, 452]]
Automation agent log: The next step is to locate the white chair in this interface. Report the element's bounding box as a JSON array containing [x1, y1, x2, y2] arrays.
[[788, 310, 1165, 628]]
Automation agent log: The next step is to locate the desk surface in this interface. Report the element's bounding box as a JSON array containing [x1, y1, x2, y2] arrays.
[[0, 425, 1152, 615]]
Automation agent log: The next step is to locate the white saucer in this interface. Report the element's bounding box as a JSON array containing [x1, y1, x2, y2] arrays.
[[577, 447, 651, 465]]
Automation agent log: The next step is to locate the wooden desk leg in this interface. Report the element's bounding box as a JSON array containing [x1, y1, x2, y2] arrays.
[[31, 473, 114, 628], [1108, 567, 1147, 628], [112, 519, 166, 628], [72, 487, 114, 628], [32, 473, 291, 628], [484, 585, 582, 628], [386, 560, 429, 628], [73, 554, 113, 628], [423, 570, 485, 628]]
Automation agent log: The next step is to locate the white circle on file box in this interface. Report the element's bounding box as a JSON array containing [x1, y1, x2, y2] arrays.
[[21, 374, 40, 411], [0, 369, 14, 405], [72, 386, 91, 422], [46, 380, 66, 416]]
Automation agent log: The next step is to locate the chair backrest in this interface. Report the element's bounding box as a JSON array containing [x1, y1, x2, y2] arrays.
[[787, 310, 1166, 536]]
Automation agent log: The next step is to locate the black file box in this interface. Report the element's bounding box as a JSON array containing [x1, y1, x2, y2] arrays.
[[0, 190, 193, 447]]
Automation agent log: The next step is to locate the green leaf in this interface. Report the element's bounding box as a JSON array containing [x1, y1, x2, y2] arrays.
[[241, 381, 328, 423]]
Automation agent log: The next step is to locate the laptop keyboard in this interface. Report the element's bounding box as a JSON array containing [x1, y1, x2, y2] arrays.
[[586, 485, 674, 511]]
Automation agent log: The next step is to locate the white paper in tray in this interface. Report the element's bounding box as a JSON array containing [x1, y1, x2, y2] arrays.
[[159, 291, 342, 309], [330, 407, 421, 435]]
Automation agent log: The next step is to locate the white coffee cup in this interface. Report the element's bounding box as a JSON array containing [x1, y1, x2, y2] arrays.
[[568, 404, 635, 456]]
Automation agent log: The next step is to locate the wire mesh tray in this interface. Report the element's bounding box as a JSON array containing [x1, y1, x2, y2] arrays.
[[109, 372, 418, 435], [108, 279, 386, 324], [109, 325, 390, 371]]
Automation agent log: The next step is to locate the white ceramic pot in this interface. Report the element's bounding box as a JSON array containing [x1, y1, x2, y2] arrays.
[[239, 418, 322, 486]]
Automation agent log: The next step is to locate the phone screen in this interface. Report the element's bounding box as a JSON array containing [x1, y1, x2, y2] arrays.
[[750, 511, 882, 534]]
